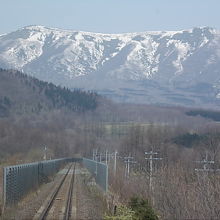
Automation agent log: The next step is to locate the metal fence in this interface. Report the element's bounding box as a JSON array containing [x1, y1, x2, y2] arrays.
[[3, 158, 73, 207], [83, 158, 108, 192]]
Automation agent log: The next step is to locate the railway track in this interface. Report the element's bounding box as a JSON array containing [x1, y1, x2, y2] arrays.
[[36, 163, 76, 220]]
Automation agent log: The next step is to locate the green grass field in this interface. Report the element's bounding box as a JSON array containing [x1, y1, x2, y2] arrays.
[[103, 122, 152, 136]]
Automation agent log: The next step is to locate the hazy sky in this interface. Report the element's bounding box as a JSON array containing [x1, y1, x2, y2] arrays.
[[1, 0, 220, 34]]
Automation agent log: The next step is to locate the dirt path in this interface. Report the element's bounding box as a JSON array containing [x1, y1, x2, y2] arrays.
[[75, 166, 107, 220]]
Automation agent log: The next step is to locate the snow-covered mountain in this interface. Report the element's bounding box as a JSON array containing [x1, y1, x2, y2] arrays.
[[1, 25, 220, 107]]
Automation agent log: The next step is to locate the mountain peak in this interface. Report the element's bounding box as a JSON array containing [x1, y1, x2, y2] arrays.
[[21, 25, 64, 34]]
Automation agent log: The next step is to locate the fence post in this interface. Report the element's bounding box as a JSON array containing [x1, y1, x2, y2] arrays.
[[2, 167, 7, 213]]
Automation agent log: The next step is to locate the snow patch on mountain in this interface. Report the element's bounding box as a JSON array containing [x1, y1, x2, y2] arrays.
[[1, 25, 220, 107], [169, 40, 191, 74]]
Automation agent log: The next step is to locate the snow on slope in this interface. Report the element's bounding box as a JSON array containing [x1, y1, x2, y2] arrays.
[[0, 25, 201, 78], [0, 25, 220, 107]]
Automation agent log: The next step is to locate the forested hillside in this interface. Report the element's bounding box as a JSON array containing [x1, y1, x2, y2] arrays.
[[186, 109, 220, 121], [0, 69, 98, 117], [1, 68, 220, 219]]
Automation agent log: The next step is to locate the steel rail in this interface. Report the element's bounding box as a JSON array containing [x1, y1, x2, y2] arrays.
[[38, 163, 74, 220], [64, 163, 76, 220]]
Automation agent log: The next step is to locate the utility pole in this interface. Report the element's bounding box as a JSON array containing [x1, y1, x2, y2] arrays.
[[114, 150, 118, 176], [92, 149, 96, 160], [92, 149, 98, 176], [195, 152, 215, 172], [124, 156, 136, 178], [92, 149, 98, 161], [95, 149, 98, 176], [94, 150, 102, 162], [105, 150, 108, 165], [99, 152, 102, 162], [43, 146, 47, 161], [108, 151, 112, 164], [145, 151, 162, 191], [92, 149, 94, 160]]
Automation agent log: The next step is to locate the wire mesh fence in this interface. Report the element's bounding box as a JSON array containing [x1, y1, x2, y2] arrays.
[[3, 158, 74, 207], [2, 157, 107, 208], [83, 158, 108, 192]]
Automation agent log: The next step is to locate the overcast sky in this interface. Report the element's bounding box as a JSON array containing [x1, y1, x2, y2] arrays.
[[1, 0, 220, 34]]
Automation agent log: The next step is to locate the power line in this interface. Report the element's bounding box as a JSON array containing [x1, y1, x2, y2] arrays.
[[145, 151, 162, 191], [113, 150, 118, 176], [195, 152, 216, 172], [124, 156, 136, 178]]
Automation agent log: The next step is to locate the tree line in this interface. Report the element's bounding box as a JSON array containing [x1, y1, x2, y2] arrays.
[[0, 68, 99, 115]]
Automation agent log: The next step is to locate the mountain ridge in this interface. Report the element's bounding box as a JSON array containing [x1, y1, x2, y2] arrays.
[[0, 25, 220, 107]]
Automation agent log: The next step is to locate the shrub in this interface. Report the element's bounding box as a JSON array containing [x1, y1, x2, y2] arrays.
[[104, 205, 135, 220], [129, 197, 158, 220]]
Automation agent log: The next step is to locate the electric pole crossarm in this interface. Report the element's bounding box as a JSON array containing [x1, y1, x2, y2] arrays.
[[195, 160, 214, 164], [144, 150, 163, 192], [145, 158, 163, 160], [145, 151, 158, 155], [124, 156, 136, 178], [195, 153, 216, 172], [195, 168, 215, 172]]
